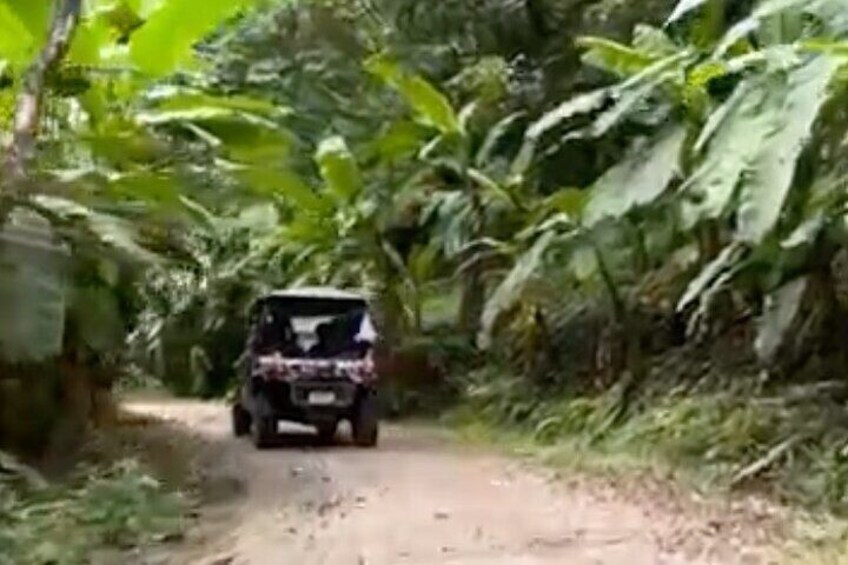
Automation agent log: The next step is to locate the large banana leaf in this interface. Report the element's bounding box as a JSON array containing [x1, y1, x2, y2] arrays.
[[736, 55, 841, 243], [0, 211, 69, 363], [479, 231, 555, 348], [680, 77, 777, 228], [584, 125, 686, 226]]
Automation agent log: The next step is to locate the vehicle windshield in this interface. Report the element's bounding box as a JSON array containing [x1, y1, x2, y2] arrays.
[[249, 295, 375, 360]]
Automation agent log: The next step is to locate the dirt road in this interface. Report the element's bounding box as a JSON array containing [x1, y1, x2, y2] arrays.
[[126, 400, 782, 565]]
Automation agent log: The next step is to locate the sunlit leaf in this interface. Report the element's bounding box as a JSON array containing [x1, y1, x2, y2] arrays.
[[577, 36, 658, 77], [129, 0, 257, 76], [0, 1, 40, 63], [365, 53, 459, 134], [316, 136, 362, 201]]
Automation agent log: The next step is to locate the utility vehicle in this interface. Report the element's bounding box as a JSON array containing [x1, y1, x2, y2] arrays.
[[231, 287, 379, 448]]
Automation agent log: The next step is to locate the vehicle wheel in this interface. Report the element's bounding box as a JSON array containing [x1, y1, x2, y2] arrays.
[[251, 396, 276, 449], [231, 403, 251, 437], [315, 421, 338, 445], [352, 392, 379, 448]]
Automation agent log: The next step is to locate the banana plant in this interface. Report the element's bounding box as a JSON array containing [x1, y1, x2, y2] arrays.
[[505, 0, 848, 368], [365, 52, 530, 338]]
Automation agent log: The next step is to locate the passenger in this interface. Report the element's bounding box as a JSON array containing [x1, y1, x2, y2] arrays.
[[309, 323, 333, 358], [278, 316, 305, 358]]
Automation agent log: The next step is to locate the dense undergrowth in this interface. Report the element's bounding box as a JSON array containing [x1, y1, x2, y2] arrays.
[[0, 459, 184, 565], [0, 409, 207, 565], [444, 344, 848, 516]]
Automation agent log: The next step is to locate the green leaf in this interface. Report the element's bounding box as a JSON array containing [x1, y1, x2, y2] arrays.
[[0, 210, 69, 362], [539, 188, 588, 219], [0, 1, 41, 63], [144, 85, 284, 117], [577, 36, 657, 77], [136, 106, 292, 164], [368, 120, 429, 163], [365, 53, 459, 134], [736, 55, 841, 243], [129, 0, 256, 76], [237, 167, 332, 214], [2, 0, 50, 38], [632, 25, 679, 57], [755, 276, 808, 364], [584, 125, 686, 226], [315, 136, 362, 202]]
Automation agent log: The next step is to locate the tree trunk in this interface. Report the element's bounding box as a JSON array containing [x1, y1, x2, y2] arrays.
[[457, 171, 486, 341], [458, 269, 485, 338], [2, 0, 83, 193]]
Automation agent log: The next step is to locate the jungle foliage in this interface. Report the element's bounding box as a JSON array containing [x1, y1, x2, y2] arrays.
[[4, 0, 848, 516]]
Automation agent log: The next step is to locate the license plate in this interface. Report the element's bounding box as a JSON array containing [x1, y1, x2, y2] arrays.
[[308, 391, 336, 406]]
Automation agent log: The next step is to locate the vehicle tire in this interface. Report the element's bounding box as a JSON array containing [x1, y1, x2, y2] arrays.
[[231, 403, 251, 437], [352, 392, 379, 448], [251, 395, 276, 449], [315, 421, 338, 445]]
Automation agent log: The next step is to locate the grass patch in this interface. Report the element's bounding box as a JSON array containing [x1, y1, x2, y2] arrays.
[[0, 459, 185, 565]]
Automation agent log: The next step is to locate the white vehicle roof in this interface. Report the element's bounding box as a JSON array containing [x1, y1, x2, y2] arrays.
[[262, 286, 369, 302]]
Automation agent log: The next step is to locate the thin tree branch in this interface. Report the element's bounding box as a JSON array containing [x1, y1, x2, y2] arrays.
[[2, 0, 83, 193]]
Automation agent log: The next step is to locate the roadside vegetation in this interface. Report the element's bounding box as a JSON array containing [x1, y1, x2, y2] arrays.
[[5, 0, 848, 560]]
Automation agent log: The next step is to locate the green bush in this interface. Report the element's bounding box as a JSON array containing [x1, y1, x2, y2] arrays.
[[0, 459, 185, 565]]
